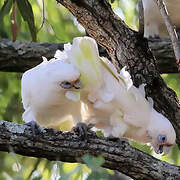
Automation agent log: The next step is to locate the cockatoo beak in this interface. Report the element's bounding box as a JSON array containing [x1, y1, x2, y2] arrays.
[[73, 79, 81, 89], [161, 145, 171, 156], [153, 145, 171, 156]]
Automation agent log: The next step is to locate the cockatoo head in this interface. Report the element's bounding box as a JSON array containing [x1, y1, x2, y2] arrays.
[[54, 37, 103, 91], [42, 58, 81, 89], [148, 109, 176, 155]]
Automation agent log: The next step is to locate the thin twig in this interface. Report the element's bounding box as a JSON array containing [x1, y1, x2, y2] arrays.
[[155, 0, 180, 71], [138, 0, 144, 35]]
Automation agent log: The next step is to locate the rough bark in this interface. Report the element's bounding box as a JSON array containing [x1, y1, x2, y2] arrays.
[[0, 120, 180, 180], [0, 39, 64, 72], [0, 38, 178, 73], [148, 38, 179, 73]]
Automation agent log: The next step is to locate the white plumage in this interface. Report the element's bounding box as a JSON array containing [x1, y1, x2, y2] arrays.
[[142, 0, 180, 37], [21, 57, 82, 129], [21, 36, 176, 154]]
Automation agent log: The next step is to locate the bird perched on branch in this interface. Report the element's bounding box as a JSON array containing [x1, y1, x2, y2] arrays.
[[142, 0, 180, 37], [21, 56, 82, 130], [21, 36, 176, 155], [54, 36, 176, 155]]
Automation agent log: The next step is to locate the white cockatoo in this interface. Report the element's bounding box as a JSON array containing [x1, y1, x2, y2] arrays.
[[142, 0, 180, 37], [55, 36, 176, 155], [21, 56, 82, 130], [22, 36, 176, 155]]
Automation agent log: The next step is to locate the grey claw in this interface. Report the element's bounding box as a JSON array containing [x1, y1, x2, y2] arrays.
[[25, 120, 41, 136], [73, 122, 94, 141], [107, 135, 120, 142]]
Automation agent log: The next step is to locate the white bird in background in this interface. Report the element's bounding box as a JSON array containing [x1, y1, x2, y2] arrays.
[[21, 36, 176, 155], [142, 0, 180, 37]]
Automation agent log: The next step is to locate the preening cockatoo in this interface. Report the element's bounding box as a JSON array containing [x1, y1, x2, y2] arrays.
[[21, 57, 82, 130], [21, 36, 176, 155], [142, 0, 180, 37], [54, 36, 176, 155]]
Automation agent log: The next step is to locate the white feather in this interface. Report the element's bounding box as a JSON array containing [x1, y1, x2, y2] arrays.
[[21, 57, 81, 129], [21, 36, 176, 155], [72, 37, 176, 154]]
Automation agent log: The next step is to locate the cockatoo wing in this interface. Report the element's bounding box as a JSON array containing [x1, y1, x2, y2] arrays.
[[67, 37, 103, 90], [21, 57, 48, 110], [21, 69, 35, 123]]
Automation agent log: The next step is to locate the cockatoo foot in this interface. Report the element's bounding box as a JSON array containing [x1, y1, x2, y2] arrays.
[[119, 137, 129, 143], [107, 136, 129, 145], [25, 121, 41, 136], [149, 34, 160, 39], [72, 122, 94, 141], [107, 135, 120, 142]]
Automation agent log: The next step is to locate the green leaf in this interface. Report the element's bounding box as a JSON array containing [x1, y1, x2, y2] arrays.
[[0, 0, 13, 22], [82, 155, 105, 169], [16, 0, 37, 41], [59, 165, 81, 180], [96, 130, 104, 137], [83, 155, 109, 180]]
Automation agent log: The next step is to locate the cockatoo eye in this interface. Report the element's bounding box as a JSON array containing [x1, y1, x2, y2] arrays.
[[60, 81, 73, 89], [157, 135, 167, 143]]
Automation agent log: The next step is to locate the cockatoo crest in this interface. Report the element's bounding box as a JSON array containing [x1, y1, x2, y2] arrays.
[[67, 37, 103, 90]]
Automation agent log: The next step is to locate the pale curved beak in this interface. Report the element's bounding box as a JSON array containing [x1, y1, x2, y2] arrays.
[[73, 80, 81, 89], [153, 145, 171, 156]]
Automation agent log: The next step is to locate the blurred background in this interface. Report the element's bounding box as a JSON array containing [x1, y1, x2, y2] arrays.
[[0, 0, 179, 179]]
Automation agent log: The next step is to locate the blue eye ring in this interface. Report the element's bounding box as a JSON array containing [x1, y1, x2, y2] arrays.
[[157, 135, 167, 143]]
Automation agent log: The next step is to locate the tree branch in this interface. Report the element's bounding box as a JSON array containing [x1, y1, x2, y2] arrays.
[[148, 37, 179, 73], [0, 120, 180, 180], [138, 0, 144, 36], [0, 38, 179, 73]]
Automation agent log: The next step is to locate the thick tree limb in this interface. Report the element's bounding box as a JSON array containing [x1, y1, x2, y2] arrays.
[[148, 37, 179, 73], [0, 120, 180, 180], [0, 38, 178, 73], [138, 0, 144, 36]]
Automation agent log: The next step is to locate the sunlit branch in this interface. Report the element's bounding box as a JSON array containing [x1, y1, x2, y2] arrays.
[[0, 120, 179, 180]]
